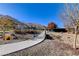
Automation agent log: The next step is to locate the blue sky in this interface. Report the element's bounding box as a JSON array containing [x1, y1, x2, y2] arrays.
[[0, 3, 64, 28]]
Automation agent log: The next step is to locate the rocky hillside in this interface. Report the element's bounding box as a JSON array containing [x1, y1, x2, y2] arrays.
[[0, 15, 46, 30], [26, 23, 46, 30]]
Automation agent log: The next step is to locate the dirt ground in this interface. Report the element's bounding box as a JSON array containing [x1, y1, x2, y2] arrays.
[[5, 39, 75, 56], [0, 34, 39, 45], [4, 32, 79, 56]]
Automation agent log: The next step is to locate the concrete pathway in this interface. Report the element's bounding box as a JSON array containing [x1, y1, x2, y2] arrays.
[[0, 31, 46, 56]]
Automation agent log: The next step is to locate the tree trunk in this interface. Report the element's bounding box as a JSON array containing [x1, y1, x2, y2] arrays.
[[73, 26, 78, 50], [2, 25, 5, 40]]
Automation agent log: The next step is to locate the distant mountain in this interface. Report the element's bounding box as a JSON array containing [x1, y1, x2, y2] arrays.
[[0, 15, 23, 24], [0, 15, 46, 30], [26, 23, 46, 30]]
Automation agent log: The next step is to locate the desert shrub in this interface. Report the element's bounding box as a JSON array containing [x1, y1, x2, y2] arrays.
[[14, 30, 39, 34], [14, 30, 26, 34], [45, 34, 53, 40], [56, 35, 61, 39], [26, 30, 39, 34]]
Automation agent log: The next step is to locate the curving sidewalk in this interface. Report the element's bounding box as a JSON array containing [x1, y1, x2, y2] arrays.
[[0, 31, 46, 56]]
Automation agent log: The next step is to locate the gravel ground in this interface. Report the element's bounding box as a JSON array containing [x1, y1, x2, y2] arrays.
[[4, 32, 79, 56], [5, 39, 75, 56]]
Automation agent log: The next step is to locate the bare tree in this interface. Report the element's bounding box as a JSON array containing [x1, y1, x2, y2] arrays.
[[60, 4, 79, 50]]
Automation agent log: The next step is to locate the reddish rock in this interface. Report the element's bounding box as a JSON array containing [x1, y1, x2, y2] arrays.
[[47, 22, 57, 30]]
